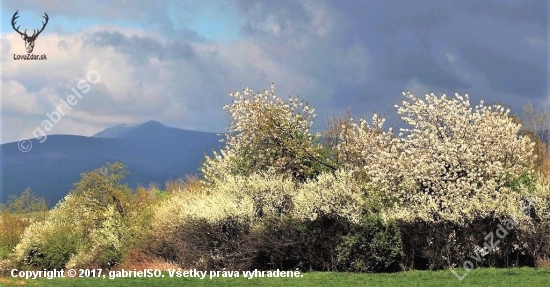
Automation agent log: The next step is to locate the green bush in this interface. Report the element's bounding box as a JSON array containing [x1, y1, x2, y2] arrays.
[[19, 223, 80, 270], [249, 213, 354, 271], [337, 215, 403, 272], [150, 215, 252, 270], [15, 163, 157, 270], [98, 247, 123, 269]]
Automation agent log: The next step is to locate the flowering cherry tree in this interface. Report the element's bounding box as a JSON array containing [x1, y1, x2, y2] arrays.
[[393, 92, 536, 219], [331, 91, 537, 219], [202, 84, 335, 183]]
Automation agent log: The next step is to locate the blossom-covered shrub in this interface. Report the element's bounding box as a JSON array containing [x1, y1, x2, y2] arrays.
[[15, 163, 155, 269], [151, 170, 369, 240], [293, 170, 368, 223], [14, 194, 83, 269], [393, 172, 550, 270]]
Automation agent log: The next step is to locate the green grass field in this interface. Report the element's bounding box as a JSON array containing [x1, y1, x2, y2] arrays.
[[1, 267, 549, 287]]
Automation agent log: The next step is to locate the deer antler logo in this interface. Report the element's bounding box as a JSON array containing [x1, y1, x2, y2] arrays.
[[11, 10, 49, 53]]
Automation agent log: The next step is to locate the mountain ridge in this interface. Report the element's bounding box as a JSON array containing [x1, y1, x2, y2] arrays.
[[1, 121, 223, 206]]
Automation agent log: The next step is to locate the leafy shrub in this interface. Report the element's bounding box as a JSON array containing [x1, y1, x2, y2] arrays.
[[149, 172, 292, 269], [0, 212, 29, 259], [15, 219, 80, 269], [151, 171, 296, 243], [150, 170, 371, 271], [247, 215, 307, 270], [15, 163, 156, 270], [250, 214, 352, 271], [151, 216, 252, 270], [397, 216, 542, 271], [337, 215, 403, 272], [511, 173, 550, 263]]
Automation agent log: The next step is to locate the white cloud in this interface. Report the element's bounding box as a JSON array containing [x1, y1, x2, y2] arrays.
[[0, 80, 41, 115]]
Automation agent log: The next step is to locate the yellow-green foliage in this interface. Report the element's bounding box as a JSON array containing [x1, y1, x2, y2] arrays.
[[293, 170, 367, 224], [379, 172, 550, 226], [14, 163, 157, 269], [0, 212, 31, 259], [152, 170, 372, 241]]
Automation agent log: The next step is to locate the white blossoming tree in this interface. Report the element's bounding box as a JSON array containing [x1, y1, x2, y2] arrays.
[[393, 92, 537, 220], [202, 84, 336, 183], [331, 91, 537, 220]]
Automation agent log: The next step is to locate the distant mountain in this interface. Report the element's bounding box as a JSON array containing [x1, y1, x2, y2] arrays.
[[93, 120, 198, 139], [0, 121, 223, 206], [91, 123, 141, 138]]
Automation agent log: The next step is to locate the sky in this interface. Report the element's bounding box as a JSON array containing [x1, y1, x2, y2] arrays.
[[0, 0, 548, 144]]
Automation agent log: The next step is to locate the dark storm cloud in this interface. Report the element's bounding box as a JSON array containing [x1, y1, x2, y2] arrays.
[[459, 43, 547, 98], [456, 0, 548, 27], [308, 0, 546, 114], [86, 31, 197, 64]]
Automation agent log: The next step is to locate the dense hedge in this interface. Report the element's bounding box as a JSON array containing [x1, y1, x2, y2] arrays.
[[149, 213, 407, 273]]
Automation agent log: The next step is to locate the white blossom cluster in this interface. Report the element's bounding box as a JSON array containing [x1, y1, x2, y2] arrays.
[[395, 92, 536, 218], [14, 194, 81, 264], [202, 84, 324, 182], [335, 91, 538, 222], [152, 170, 368, 240], [335, 114, 403, 197]]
